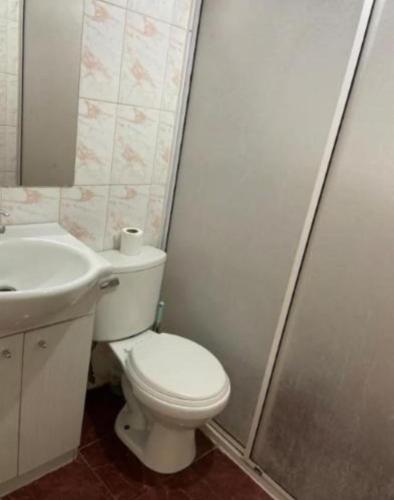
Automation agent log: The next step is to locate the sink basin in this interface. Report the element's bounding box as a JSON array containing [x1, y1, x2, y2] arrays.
[[0, 239, 93, 293], [0, 223, 112, 335]]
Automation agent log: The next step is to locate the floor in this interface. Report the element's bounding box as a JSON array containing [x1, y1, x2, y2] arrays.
[[3, 386, 272, 500]]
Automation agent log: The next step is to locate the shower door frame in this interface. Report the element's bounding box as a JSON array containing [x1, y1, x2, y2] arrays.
[[162, 0, 376, 498]]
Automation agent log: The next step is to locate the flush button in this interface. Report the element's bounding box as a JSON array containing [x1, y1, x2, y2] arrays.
[[2, 349, 11, 359], [38, 340, 48, 349]]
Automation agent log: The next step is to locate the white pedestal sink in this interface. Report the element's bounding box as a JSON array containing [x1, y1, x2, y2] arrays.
[[0, 223, 112, 336]]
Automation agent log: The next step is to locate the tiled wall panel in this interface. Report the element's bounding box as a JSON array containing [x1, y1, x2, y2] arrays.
[[0, 0, 195, 249], [0, 0, 20, 185]]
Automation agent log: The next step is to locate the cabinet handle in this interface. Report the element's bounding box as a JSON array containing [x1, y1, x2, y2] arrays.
[[38, 340, 48, 349], [2, 349, 11, 359]]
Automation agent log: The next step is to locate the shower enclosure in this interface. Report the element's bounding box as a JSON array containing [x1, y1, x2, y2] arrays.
[[162, 1, 394, 498]]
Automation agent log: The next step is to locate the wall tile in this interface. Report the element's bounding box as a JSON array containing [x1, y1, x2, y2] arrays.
[[104, 184, 149, 248], [103, 0, 128, 8], [80, 0, 126, 102], [0, 74, 6, 125], [1, 187, 60, 224], [111, 104, 159, 184], [152, 111, 175, 185], [161, 26, 187, 111], [127, 0, 174, 23], [6, 18, 18, 74], [0, 0, 19, 185], [6, 74, 17, 125], [119, 12, 170, 108], [60, 186, 109, 251], [75, 99, 116, 185], [0, 73, 17, 126], [0, 4, 7, 19], [0, 170, 16, 186], [0, 17, 18, 75], [0, 0, 20, 21], [0, 21, 6, 75], [144, 184, 166, 246], [0, 125, 16, 172], [172, 0, 192, 29], [8, 0, 20, 22], [0, 0, 197, 251]]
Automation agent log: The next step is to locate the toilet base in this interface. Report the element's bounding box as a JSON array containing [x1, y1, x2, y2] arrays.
[[115, 404, 196, 474]]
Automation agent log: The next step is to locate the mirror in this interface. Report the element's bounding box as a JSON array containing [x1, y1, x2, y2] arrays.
[[0, 0, 84, 187]]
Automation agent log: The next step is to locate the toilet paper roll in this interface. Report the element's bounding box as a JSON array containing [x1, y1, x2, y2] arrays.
[[120, 227, 144, 256]]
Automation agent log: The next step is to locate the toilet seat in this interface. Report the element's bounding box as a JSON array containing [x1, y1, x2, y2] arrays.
[[124, 333, 230, 408]]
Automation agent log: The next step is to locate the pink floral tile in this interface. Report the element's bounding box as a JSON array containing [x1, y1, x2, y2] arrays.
[[104, 0, 128, 7], [75, 99, 116, 185], [172, 0, 193, 29], [1, 188, 60, 224], [104, 184, 150, 249], [60, 186, 109, 251], [152, 111, 176, 185], [7, 19, 18, 75], [161, 26, 188, 111], [0, 18, 19, 76], [119, 12, 170, 108], [80, 0, 126, 102], [0, 0, 20, 22], [111, 104, 159, 184], [127, 0, 174, 23], [144, 184, 166, 247], [0, 0, 195, 252]]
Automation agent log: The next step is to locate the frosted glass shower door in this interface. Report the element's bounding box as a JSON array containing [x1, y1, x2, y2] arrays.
[[162, 0, 368, 445], [252, 1, 394, 498]]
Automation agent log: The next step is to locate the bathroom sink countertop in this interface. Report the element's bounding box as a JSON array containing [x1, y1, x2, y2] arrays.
[[0, 223, 108, 263], [0, 223, 112, 336]]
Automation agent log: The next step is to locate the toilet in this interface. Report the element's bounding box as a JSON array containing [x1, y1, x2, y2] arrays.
[[94, 247, 231, 474]]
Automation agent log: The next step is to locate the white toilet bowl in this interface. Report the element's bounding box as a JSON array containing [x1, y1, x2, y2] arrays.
[[110, 331, 231, 474], [93, 247, 230, 473]]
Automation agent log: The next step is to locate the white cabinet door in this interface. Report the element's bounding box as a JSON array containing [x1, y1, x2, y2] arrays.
[[0, 334, 23, 484], [19, 316, 93, 475]]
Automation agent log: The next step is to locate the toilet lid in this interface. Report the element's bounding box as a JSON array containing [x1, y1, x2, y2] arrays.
[[125, 333, 228, 402]]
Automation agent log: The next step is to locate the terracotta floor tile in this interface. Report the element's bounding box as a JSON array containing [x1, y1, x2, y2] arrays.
[[81, 432, 131, 469], [81, 386, 125, 447], [195, 431, 215, 461], [3, 488, 36, 499], [166, 474, 220, 500], [5, 386, 272, 500], [191, 450, 271, 500], [3, 455, 111, 500], [90, 462, 146, 499], [135, 468, 221, 500], [230, 481, 273, 500], [134, 486, 190, 500], [80, 432, 167, 499]]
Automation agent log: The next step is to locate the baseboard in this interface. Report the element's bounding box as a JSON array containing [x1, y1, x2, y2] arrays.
[[0, 449, 77, 497], [203, 423, 294, 500]]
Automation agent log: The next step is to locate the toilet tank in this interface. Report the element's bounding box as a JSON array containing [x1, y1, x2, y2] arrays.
[[94, 247, 167, 342]]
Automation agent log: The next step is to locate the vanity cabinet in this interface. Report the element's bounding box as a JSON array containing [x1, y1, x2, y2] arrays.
[[19, 316, 93, 475], [0, 315, 94, 490], [0, 334, 23, 483]]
